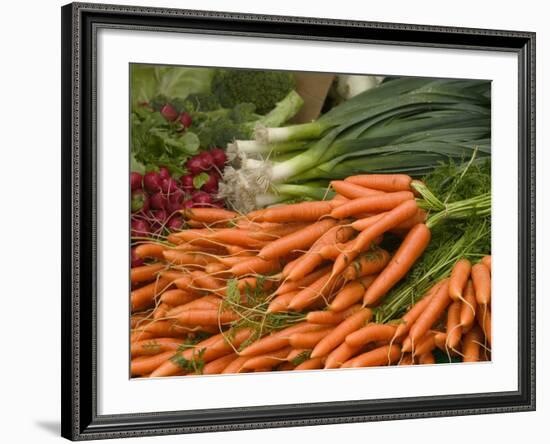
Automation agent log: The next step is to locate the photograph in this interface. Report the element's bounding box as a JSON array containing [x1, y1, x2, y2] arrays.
[[128, 65, 493, 378]]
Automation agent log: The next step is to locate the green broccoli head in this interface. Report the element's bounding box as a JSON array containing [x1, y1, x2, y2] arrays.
[[212, 69, 295, 115]]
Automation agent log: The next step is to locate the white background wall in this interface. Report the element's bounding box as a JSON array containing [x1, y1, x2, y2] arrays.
[[0, 0, 546, 442]]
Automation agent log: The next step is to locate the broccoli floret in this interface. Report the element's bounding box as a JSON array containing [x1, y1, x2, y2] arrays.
[[183, 93, 221, 112], [212, 69, 295, 115]]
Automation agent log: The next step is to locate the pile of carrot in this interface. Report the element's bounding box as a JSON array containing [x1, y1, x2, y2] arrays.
[[130, 174, 491, 377]]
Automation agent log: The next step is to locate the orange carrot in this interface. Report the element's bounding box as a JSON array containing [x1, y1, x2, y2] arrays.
[[131, 263, 165, 285], [239, 323, 321, 357], [267, 291, 299, 313], [481, 255, 492, 273], [433, 331, 447, 351], [229, 257, 281, 277], [289, 327, 334, 349], [295, 357, 325, 370], [332, 199, 418, 276], [173, 243, 227, 255], [343, 344, 401, 368], [166, 296, 221, 317], [363, 224, 431, 305], [158, 270, 188, 282], [132, 319, 197, 338], [131, 351, 176, 376], [181, 207, 237, 223], [310, 309, 372, 359], [287, 272, 343, 311], [160, 289, 196, 306], [217, 256, 247, 268], [393, 283, 440, 339], [130, 331, 154, 342], [255, 201, 335, 223], [202, 353, 238, 375], [288, 225, 355, 282], [131, 277, 172, 312], [205, 262, 228, 274], [332, 194, 348, 202], [162, 250, 213, 267], [224, 244, 255, 256], [446, 300, 462, 350], [174, 309, 239, 326], [399, 353, 414, 366], [241, 347, 292, 371], [330, 180, 384, 199], [345, 323, 397, 348], [330, 276, 376, 312], [459, 280, 477, 331], [248, 223, 309, 241], [259, 219, 338, 261], [342, 249, 390, 281], [408, 279, 451, 343], [471, 263, 491, 304], [345, 174, 412, 192], [324, 342, 362, 369], [351, 213, 387, 231], [410, 331, 436, 357], [276, 265, 332, 295], [153, 302, 172, 320], [477, 305, 492, 345], [392, 209, 427, 231], [462, 325, 483, 362], [449, 258, 472, 302], [150, 329, 253, 377], [208, 229, 267, 248], [176, 270, 224, 294], [330, 191, 414, 219], [221, 356, 249, 374], [131, 338, 185, 357], [419, 352, 435, 365], [306, 304, 361, 324], [134, 243, 166, 260]]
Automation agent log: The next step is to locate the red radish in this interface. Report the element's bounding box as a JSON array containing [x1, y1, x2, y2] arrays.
[[210, 148, 227, 168], [158, 166, 171, 180], [182, 200, 194, 209], [192, 191, 213, 207], [180, 174, 194, 192], [179, 112, 192, 128], [201, 173, 218, 194], [167, 215, 184, 231], [143, 172, 162, 194], [130, 172, 143, 191], [149, 192, 167, 210], [166, 189, 185, 213], [161, 177, 179, 194], [149, 210, 168, 233], [186, 157, 203, 175], [211, 199, 225, 208], [131, 219, 150, 238], [161, 104, 178, 122], [131, 189, 149, 213], [131, 247, 144, 267], [198, 151, 214, 171]]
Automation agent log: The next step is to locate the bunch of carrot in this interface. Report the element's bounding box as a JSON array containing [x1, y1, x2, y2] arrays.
[[129, 173, 491, 377]]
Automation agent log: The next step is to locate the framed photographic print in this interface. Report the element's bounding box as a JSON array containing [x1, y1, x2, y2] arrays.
[[61, 2, 536, 440]]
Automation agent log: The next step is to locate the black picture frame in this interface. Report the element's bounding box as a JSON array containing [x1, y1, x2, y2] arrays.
[[61, 2, 536, 440]]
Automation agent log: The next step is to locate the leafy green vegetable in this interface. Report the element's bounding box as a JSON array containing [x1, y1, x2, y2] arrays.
[[192, 172, 210, 189], [130, 64, 214, 109], [131, 106, 200, 175]]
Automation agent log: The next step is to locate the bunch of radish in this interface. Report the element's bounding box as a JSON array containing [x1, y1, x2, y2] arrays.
[[130, 148, 227, 266]]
